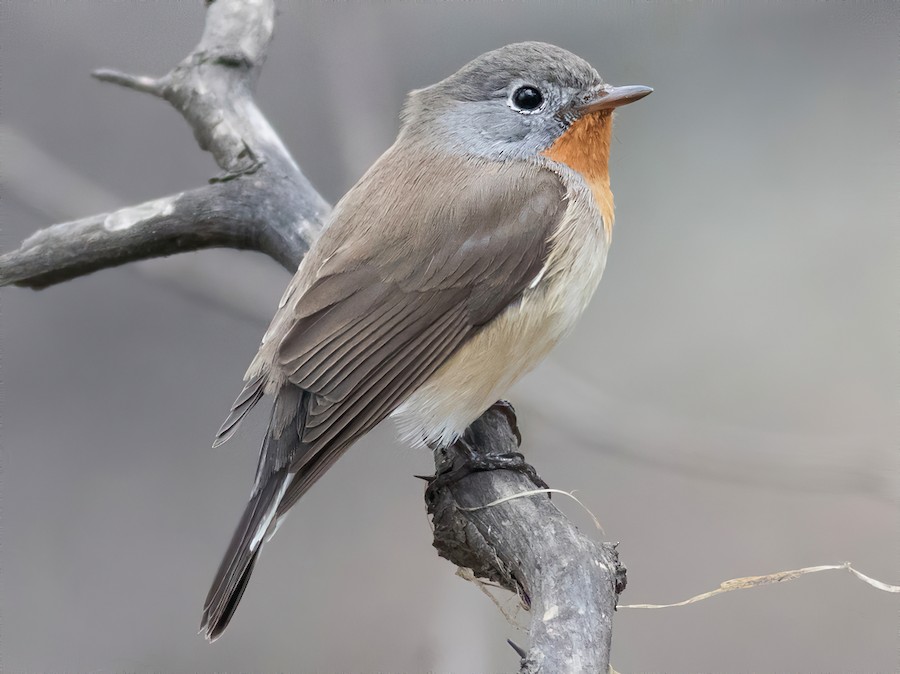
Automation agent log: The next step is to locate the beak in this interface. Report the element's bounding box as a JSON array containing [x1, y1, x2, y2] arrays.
[[576, 84, 653, 114]]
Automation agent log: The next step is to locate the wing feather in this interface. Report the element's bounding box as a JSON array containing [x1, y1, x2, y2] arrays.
[[301, 303, 467, 441], [259, 149, 566, 509], [206, 144, 572, 640], [275, 305, 470, 515], [285, 292, 411, 392]]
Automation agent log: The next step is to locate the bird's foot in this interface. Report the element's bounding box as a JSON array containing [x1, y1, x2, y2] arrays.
[[423, 434, 548, 504]]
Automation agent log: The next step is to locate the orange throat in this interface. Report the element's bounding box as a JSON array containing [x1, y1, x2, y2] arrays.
[[542, 111, 615, 238]]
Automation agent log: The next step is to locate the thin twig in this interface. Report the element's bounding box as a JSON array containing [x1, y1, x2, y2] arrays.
[[620, 561, 900, 610], [91, 68, 165, 96]]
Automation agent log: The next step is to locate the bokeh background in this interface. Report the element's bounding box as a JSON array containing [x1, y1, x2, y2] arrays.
[[2, 2, 898, 672]]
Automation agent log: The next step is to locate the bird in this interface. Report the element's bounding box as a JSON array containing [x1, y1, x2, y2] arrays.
[[200, 41, 651, 640]]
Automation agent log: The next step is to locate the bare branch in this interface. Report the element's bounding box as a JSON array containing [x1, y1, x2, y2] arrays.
[[93, 0, 280, 177], [429, 408, 624, 673], [0, 181, 315, 289], [2, 0, 328, 289], [91, 68, 165, 96]]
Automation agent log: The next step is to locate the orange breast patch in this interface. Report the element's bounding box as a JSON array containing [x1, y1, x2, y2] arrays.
[[542, 112, 615, 238]]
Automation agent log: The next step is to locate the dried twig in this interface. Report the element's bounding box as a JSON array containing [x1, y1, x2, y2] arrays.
[[620, 561, 900, 610]]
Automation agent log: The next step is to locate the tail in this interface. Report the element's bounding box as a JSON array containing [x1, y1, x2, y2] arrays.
[[200, 467, 291, 641], [201, 384, 306, 642], [202, 382, 359, 640]]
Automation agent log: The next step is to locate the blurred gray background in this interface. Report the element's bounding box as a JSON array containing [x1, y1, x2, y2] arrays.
[[2, 2, 898, 672]]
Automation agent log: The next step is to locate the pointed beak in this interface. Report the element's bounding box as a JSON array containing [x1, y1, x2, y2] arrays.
[[576, 84, 653, 115]]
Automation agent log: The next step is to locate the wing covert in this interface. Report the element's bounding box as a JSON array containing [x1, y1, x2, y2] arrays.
[[270, 147, 567, 469]]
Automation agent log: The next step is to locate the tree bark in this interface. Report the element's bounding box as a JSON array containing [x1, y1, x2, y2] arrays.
[[0, 1, 624, 670]]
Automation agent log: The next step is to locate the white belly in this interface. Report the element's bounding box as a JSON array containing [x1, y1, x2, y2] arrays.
[[392, 190, 609, 448]]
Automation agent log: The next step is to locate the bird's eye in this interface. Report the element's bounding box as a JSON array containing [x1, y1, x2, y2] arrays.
[[510, 86, 544, 112]]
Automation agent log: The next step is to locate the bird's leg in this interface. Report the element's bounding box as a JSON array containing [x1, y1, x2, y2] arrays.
[[423, 402, 548, 503]]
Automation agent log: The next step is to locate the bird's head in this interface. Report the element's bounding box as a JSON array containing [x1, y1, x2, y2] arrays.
[[402, 41, 652, 162]]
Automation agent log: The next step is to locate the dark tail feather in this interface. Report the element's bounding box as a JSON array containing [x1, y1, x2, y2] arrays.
[[212, 373, 266, 448], [276, 444, 351, 517], [203, 547, 258, 642], [200, 467, 290, 641], [202, 386, 307, 641]]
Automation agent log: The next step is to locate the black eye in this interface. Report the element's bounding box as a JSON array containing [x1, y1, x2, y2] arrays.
[[511, 86, 544, 112]]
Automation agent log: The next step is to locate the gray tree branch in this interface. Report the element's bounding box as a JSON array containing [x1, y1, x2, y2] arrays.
[[0, 0, 328, 288], [429, 409, 624, 673], [1, 183, 294, 289], [0, 1, 624, 670]]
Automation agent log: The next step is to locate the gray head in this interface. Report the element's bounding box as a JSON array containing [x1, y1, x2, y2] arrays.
[[402, 42, 651, 160]]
